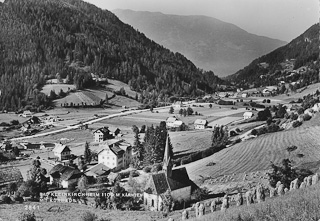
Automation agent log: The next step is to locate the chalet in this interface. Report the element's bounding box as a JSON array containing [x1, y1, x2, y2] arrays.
[[166, 117, 178, 128], [0, 166, 23, 189], [241, 93, 248, 98], [85, 163, 110, 178], [93, 127, 113, 142], [96, 139, 132, 171], [194, 119, 208, 130], [312, 103, 320, 112], [144, 136, 192, 211], [172, 120, 183, 129], [243, 112, 254, 120], [49, 164, 81, 188], [20, 142, 41, 150], [52, 143, 71, 161]]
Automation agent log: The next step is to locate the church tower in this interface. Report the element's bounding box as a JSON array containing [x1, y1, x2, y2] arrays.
[[163, 135, 173, 178]]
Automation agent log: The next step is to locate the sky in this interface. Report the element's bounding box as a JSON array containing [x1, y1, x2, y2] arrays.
[[85, 0, 319, 42]]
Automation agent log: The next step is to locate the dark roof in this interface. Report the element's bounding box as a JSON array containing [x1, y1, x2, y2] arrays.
[[86, 163, 110, 176], [0, 166, 23, 184], [49, 164, 67, 175], [145, 168, 191, 195], [96, 140, 125, 156], [167, 167, 191, 191], [60, 167, 81, 181], [110, 145, 125, 155], [93, 127, 110, 135]]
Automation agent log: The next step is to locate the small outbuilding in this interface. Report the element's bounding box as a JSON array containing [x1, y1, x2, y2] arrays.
[[243, 112, 254, 120]]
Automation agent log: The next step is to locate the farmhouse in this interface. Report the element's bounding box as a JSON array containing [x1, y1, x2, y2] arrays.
[[243, 112, 254, 119], [49, 164, 82, 188], [0, 166, 23, 189], [166, 116, 178, 128], [52, 143, 71, 161], [96, 139, 132, 171], [144, 136, 192, 211], [85, 163, 110, 178], [194, 119, 208, 130], [93, 127, 113, 142]]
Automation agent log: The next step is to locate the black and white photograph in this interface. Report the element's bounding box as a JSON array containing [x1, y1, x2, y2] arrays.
[[0, 0, 319, 220]]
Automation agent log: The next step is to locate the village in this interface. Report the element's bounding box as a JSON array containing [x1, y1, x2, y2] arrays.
[[1, 76, 320, 220]]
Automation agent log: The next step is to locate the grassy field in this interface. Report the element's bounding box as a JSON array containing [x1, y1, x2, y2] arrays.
[[184, 113, 320, 183], [193, 182, 320, 221], [41, 84, 75, 96], [0, 201, 165, 221]]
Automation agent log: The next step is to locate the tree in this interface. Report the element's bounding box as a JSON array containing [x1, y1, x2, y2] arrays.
[[161, 190, 173, 213], [268, 159, 297, 188], [257, 108, 272, 121], [12, 146, 20, 156], [276, 105, 287, 118], [179, 108, 183, 116], [83, 142, 92, 164], [211, 125, 228, 147], [133, 130, 144, 163], [7, 182, 18, 194], [187, 107, 193, 116], [209, 103, 212, 108], [169, 106, 174, 114], [78, 175, 88, 191], [140, 125, 146, 133], [132, 125, 139, 134], [105, 93, 108, 104]]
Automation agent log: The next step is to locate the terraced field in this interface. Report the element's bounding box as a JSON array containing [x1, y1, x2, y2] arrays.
[[184, 114, 320, 181]]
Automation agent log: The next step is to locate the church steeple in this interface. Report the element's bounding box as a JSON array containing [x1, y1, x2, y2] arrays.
[[163, 134, 173, 178]]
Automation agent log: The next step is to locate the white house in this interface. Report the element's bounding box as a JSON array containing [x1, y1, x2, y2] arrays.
[[52, 143, 71, 161], [143, 136, 192, 211], [93, 127, 113, 142], [96, 139, 132, 171], [243, 112, 254, 119], [166, 116, 178, 128], [194, 119, 208, 130], [241, 93, 248, 98], [21, 111, 32, 118]]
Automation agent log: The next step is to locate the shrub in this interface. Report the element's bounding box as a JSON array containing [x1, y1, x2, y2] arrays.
[[297, 107, 304, 115], [292, 121, 302, 128], [290, 113, 298, 120], [303, 114, 312, 121], [0, 122, 10, 126], [191, 187, 209, 201], [18, 212, 36, 221], [0, 195, 12, 204], [151, 164, 162, 173], [81, 211, 98, 221], [143, 166, 151, 173], [206, 162, 216, 166], [251, 129, 258, 136]]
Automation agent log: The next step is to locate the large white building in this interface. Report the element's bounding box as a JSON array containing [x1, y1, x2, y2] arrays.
[[143, 136, 192, 211], [96, 139, 132, 171], [52, 143, 71, 161]]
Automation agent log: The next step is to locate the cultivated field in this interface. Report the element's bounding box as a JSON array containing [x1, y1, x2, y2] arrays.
[[184, 113, 320, 183]]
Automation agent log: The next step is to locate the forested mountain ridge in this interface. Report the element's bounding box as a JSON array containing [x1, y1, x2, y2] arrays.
[[0, 0, 223, 111], [113, 9, 286, 77], [227, 23, 320, 88]]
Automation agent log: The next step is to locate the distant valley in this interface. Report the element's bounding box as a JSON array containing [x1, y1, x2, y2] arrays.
[[113, 9, 287, 76]]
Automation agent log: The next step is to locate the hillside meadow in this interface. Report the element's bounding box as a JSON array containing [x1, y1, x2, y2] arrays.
[[184, 113, 320, 183]]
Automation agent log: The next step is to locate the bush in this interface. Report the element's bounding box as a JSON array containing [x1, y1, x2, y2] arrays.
[[0, 122, 10, 126], [251, 129, 258, 136], [303, 114, 312, 121], [292, 121, 302, 128], [143, 166, 151, 173], [151, 164, 162, 173], [206, 162, 216, 166], [81, 211, 98, 221], [0, 195, 12, 204], [18, 212, 36, 221]]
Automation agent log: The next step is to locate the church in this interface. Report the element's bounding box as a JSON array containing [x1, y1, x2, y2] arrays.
[[143, 136, 192, 211]]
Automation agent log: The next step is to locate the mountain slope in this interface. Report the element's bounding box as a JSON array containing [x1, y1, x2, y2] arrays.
[[0, 0, 223, 111], [113, 9, 286, 76], [227, 23, 319, 87]]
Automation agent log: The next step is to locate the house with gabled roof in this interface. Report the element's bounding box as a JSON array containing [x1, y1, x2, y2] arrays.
[[0, 166, 23, 189], [143, 136, 192, 211], [93, 127, 114, 142], [96, 139, 132, 171], [194, 119, 208, 130], [85, 163, 110, 178], [166, 116, 178, 128], [49, 164, 81, 188], [52, 143, 71, 161]]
